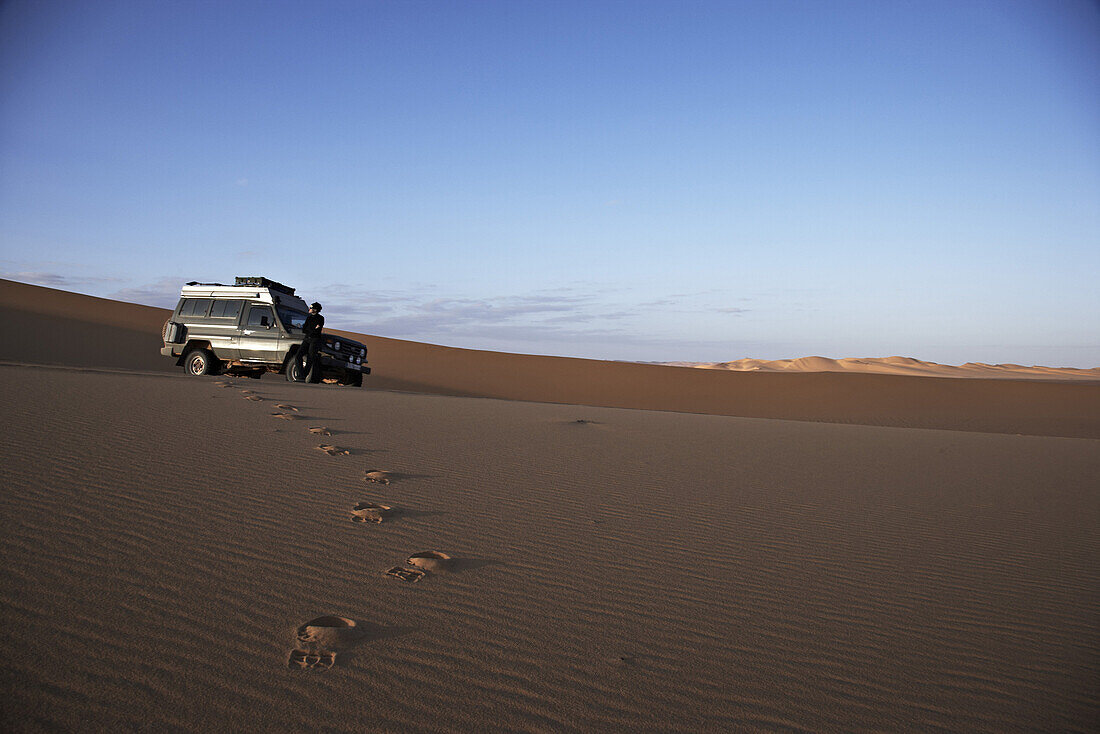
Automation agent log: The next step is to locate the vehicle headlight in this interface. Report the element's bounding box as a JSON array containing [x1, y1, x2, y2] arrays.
[[360, 347, 366, 357]]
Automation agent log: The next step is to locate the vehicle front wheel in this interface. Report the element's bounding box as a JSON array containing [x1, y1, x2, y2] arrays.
[[185, 349, 218, 376], [285, 356, 305, 382]]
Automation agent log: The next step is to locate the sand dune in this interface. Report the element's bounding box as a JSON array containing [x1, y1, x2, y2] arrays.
[[2, 279, 1098, 438], [664, 355, 1100, 381], [1, 277, 1098, 731]]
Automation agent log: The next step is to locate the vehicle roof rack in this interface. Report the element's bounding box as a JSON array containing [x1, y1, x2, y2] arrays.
[[234, 276, 296, 295]]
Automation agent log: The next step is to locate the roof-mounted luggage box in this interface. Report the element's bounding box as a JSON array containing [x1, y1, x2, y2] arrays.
[[234, 276, 296, 296]]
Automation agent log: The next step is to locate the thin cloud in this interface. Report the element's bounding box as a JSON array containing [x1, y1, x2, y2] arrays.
[[318, 281, 765, 348], [0, 271, 125, 288], [335, 294, 601, 335], [110, 277, 188, 308], [319, 285, 622, 341], [405, 321, 769, 363], [640, 290, 744, 309]]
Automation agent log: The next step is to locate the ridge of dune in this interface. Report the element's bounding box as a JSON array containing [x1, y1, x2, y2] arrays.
[[2, 278, 1099, 438], [669, 354, 1100, 381]]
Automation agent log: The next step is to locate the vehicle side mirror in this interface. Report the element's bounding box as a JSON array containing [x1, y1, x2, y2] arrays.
[[260, 316, 270, 327]]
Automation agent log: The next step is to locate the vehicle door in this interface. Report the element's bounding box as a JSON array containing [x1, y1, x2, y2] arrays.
[[239, 304, 282, 363], [275, 306, 307, 366], [205, 299, 243, 360]]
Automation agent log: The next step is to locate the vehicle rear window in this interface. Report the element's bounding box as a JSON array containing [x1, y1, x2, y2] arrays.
[[247, 305, 273, 327], [179, 298, 212, 317], [209, 299, 243, 319]]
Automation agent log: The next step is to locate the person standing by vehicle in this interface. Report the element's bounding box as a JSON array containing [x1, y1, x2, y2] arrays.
[[299, 302, 324, 383]]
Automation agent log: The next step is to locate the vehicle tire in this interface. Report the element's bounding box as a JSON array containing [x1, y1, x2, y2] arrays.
[[342, 370, 363, 387], [285, 356, 305, 382], [185, 349, 218, 376]]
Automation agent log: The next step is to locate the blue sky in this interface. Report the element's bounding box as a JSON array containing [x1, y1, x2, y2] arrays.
[[2, 0, 1097, 366]]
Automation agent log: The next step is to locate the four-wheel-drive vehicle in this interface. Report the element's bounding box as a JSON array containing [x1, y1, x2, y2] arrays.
[[160, 276, 370, 386]]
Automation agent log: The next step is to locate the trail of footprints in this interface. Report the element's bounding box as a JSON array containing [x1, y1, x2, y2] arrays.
[[218, 379, 458, 670]]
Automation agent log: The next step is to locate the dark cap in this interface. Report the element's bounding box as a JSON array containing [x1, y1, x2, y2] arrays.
[[310, 302, 322, 311]]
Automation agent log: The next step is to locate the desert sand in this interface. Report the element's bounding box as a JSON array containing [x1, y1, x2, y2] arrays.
[[1, 278, 1098, 731]]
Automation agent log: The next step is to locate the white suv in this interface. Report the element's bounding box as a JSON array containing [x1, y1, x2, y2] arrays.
[[160, 276, 369, 386]]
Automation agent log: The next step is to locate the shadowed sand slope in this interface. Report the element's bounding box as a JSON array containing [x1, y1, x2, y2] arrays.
[[0, 279, 175, 372], [2, 278, 1099, 438], [0, 367, 1097, 731]]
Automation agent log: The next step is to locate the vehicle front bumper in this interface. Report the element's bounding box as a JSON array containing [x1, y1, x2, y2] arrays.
[[319, 353, 371, 374]]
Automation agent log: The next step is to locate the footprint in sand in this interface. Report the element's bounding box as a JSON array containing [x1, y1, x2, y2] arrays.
[[275, 404, 299, 412], [287, 648, 336, 670], [385, 566, 426, 583], [270, 412, 297, 421], [308, 427, 332, 436], [287, 616, 361, 670], [386, 552, 452, 581], [351, 502, 393, 523], [363, 470, 390, 485], [215, 381, 234, 388], [406, 551, 453, 573], [317, 444, 350, 456], [244, 395, 264, 402]]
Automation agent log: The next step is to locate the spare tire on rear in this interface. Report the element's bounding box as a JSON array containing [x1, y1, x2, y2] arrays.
[[162, 319, 185, 344]]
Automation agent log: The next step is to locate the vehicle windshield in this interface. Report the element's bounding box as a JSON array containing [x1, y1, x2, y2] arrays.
[[276, 306, 308, 332]]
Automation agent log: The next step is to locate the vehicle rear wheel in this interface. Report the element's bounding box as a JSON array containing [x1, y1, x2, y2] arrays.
[[185, 349, 218, 376]]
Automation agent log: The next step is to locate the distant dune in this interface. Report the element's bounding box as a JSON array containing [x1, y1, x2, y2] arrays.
[[1, 276, 1097, 731], [663, 356, 1100, 381]]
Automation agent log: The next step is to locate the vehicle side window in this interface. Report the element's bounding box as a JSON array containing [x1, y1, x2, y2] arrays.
[[210, 299, 242, 319], [247, 306, 273, 327], [180, 298, 212, 317]]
